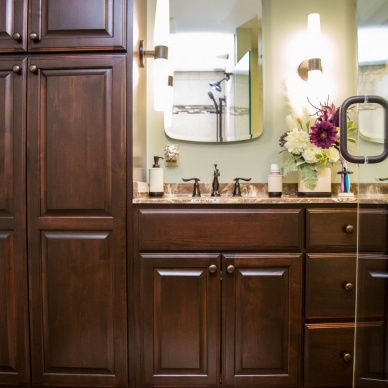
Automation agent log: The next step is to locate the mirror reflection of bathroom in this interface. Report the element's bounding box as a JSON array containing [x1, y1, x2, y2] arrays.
[[165, 0, 263, 143], [357, 0, 388, 143]]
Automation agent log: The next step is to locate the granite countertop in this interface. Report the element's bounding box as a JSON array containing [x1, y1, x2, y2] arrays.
[[133, 182, 388, 205]]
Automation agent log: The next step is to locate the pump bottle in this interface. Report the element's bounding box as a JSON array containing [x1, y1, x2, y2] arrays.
[[149, 156, 164, 197]]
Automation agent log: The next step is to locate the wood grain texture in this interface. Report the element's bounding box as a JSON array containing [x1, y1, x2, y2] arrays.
[[0, 0, 28, 53], [138, 209, 303, 251], [27, 55, 127, 387], [304, 323, 354, 387], [0, 57, 30, 385], [140, 253, 220, 387], [28, 0, 126, 51], [305, 254, 357, 319], [223, 253, 302, 387]]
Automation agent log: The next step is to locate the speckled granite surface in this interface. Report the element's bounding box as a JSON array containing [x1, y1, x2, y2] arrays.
[[133, 182, 388, 204]]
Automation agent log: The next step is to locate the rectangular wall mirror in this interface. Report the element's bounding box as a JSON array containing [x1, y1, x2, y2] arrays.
[[357, 0, 388, 143], [164, 0, 263, 143]]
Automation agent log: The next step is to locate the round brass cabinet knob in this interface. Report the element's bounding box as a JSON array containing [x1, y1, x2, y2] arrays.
[[29, 32, 39, 41], [343, 353, 352, 362], [209, 264, 217, 273], [29, 64, 38, 73], [12, 32, 22, 41], [345, 282, 354, 292], [227, 265, 235, 274], [345, 225, 354, 234], [12, 65, 21, 73]]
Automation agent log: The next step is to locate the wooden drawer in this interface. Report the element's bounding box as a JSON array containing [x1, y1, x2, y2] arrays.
[[305, 254, 356, 319], [137, 209, 303, 251], [306, 209, 357, 250], [304, 323, 354, 387], [307, 209, 387, 251]]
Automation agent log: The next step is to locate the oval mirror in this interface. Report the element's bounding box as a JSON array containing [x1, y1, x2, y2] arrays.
[[165, 0, 263, 142]]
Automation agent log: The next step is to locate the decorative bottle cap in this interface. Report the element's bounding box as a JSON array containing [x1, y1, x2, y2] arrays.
[[270, 164, 281, 174]]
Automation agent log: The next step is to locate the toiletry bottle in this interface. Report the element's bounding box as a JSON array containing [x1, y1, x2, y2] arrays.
[[149, 156, 164, 197], [268, 164, 282, 197]]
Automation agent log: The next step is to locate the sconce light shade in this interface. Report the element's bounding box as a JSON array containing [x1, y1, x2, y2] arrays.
[[298, 13, 323, 82], [307, 13, 321, 59], [154, 0, 169, 47], [139, 0, 170, 112]]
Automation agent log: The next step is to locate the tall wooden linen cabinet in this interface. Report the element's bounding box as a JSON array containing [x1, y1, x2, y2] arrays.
[[0, 1, 131, 386]]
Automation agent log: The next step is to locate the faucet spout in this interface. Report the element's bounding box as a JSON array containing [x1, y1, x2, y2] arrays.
[[211, 164, 221, 197]]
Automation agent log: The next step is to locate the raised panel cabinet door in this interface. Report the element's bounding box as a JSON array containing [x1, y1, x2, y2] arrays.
[[0, 57, 30, 385], [140, 253, 220, 387], [223, 254, 303, 387], [0, 0, 28, 52], [28, 0, 126, 52], [27, 55, 127, 387]]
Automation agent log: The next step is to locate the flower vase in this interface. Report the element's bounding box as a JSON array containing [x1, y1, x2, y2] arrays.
[[297, 168, 332, 197]]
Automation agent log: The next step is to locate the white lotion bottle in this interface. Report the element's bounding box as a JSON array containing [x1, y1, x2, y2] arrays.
[[149, 156, 164, 197], [268, 163, 283, 197]]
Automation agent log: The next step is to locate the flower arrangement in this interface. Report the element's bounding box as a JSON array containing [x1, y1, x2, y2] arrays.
[[279, 99, 356, 190]]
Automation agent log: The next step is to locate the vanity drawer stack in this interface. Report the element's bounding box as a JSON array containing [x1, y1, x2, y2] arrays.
[[304, 208, 387, 387]]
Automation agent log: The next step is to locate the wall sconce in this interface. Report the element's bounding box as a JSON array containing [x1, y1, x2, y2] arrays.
[[297, 13, 323, 82], [139, 0, 169, 112]]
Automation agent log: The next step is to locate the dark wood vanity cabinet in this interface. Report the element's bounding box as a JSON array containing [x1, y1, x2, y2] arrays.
[[0, 0, 126, 53], [304, 208, 388, 387], [135, 207, 303, 388]]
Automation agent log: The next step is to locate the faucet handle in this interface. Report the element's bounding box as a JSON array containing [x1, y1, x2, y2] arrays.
[[233, 178, 252, 197], [182, 178, 201, 197]]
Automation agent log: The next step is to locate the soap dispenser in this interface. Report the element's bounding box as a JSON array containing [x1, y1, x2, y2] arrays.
[[149, 156, 164, 197]]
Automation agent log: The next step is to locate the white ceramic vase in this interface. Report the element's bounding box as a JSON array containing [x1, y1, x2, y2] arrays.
[[297, 167, 331, 197]]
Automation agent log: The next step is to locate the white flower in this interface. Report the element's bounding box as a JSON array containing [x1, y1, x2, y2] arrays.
[[302, 146, 321, 164], [284, 128, 310, 155], [328, 146, 340, 163]]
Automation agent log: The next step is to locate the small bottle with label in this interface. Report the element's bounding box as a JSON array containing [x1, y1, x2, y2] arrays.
[[268, 164, 282, 197]]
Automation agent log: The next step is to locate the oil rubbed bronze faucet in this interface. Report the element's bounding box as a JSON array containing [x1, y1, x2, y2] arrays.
[[211, 164, 221, 197]]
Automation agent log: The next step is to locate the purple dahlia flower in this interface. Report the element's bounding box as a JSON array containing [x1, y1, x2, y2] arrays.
[[279, 131, 289, 147], [310, 120, 338, 149]]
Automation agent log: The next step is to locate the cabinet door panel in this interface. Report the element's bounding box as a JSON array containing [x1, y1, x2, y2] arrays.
[[0, 57, 29, 385], [28, 0, 126, 51], [141, 253, 220, 387], [0, 0, 27, 52], [223, 254, 302, 387], [28, 55, 127, 387]]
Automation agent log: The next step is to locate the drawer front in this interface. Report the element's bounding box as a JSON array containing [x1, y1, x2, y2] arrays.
[[307, 209, 357, 250], [307, 209, 387, 251], [305, 254, 356, 319], [137, 209, 303, 251], [304, 324, 354, 387]]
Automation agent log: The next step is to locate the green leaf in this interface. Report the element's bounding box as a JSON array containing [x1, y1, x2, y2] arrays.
[[347, 138, 356, 143], [347, 127, 358, 134], [299, 164, 318, 190]]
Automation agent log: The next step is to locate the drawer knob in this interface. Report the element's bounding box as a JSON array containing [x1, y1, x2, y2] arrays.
[[227, 265, 235, 274], [12, 32, 22, 41], [345, 225, 354, 234], [209, 264, 217, 273], [12, 65, 21, 73], [343, 352, 352, 362], [29, 32, 39, 41], [29, 64, 38, 73], [345, 282, 354, 292]]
